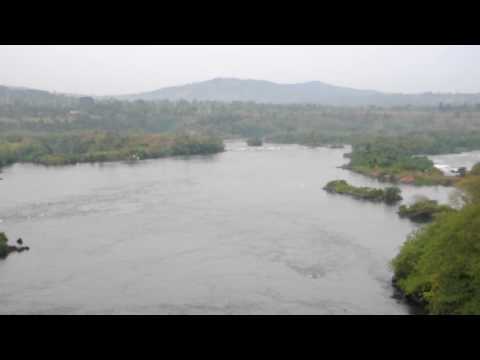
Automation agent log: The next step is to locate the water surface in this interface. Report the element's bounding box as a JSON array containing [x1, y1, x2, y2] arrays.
[[0, 142, 457, 314], [430, 150, 480, 175]]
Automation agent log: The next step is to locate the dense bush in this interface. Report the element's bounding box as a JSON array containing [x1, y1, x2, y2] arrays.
[[349, 139, 436, 172], [4, 87, 480, 151], [0, 232, 8, 258], [323, 180, 402, 204], [0, 132, 225, 167], [392, 203, 480, 314], [392, 175, 480, 314], [345, 137, 459, 186], [384, 187, 403, 204], [398, 199, 455, 223]]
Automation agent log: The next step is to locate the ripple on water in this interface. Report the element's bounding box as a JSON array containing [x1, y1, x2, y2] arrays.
[[0, 143, 448, 315]]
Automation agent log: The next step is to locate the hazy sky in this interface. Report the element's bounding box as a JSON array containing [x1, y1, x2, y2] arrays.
[[1, 45, 480, 95]]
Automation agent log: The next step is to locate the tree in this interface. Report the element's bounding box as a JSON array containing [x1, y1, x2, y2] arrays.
[[384, 187, 402, 204]]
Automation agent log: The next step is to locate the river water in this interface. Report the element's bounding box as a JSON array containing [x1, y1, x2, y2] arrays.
[[430, 150, 480, 175], [0, 142, 461, 314]]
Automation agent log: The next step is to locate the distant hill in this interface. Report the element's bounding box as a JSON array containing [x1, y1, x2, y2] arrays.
[[3, 80, 480, 108], [0, 85, 93, 108], [0, 85, 54, 102], [114, 78, 480, 107]]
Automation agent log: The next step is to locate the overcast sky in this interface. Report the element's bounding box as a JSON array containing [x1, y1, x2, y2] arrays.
[[1, 45, 480, 96]]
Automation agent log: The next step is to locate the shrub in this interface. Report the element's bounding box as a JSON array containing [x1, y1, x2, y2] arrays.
[[385, 187, 402, 204], [398, 199, 455, 222], [0, 232, 8, 258], [324, 180, 402, 204], [392, 204, 480, 314]]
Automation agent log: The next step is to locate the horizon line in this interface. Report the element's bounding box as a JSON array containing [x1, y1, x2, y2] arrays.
[[2, 77, 480, 98]]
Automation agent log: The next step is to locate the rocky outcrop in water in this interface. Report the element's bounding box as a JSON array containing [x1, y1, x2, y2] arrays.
[[246, 138, 263, 147], [0, 233, 30, 259]]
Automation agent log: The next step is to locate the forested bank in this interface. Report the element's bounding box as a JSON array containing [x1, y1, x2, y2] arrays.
[[3, 87, 480, 156], [341, 135, 480, 186], [0, 132, 225, 167], [3, 88, 480, 146], [391, 169, 480, 314]]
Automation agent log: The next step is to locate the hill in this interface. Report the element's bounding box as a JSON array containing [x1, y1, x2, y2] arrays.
[[114, 78, 480, 106]]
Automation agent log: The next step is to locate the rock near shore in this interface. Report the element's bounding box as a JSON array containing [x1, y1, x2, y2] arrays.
[[0, 233, 30, 259]]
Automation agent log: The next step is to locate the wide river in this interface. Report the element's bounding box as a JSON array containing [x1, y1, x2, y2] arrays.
[[0, 142, 466, 314]]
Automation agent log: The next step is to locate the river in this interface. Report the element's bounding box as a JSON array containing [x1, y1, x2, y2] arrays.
[[0, 142, 460, 314], [430, 150, 480, 175]]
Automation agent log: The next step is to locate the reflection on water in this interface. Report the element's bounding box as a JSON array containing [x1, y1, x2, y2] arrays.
[[0, 142, 457, 314]]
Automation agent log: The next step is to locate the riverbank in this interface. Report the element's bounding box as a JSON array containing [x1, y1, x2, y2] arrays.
[[333, 138, 480, 314], [0, 132, 225, 168], [341, 137, 464, 186], [390, 171, 480, 315], [398, 199, 455, 223], [343, 164, 457, 186]]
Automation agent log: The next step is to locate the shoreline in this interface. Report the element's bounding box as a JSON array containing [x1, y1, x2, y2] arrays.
[[0, 150, 225, 170], [391, 276, 428, 315], [340, 164, 457, 187]]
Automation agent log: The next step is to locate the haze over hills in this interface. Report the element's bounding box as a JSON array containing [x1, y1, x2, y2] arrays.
[[3, 78, 480, 107], [112, 78, 480, 107]]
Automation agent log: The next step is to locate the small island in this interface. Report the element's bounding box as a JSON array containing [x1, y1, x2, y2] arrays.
[[323, 180, 402, 204], [398, 198, 455, 223], [246, 138, 263, 147], [344, 139, 458, 186]]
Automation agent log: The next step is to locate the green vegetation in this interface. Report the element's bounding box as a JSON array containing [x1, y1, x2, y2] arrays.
[[4, 85, 480, 312], [323, 180, 402, 204], [0, 132, 225, 167], [0, 232, 7, 258], [3, 87, 480, 171], [345, 137, 459, 186], [456, 167, 480, 204], [398, 198, 455, 223], [392, 203, 480, 314], [469, 162, 480, 176], [246, 137, 263, 147], [391, 174, 480, 314], [4, 86, 480, 151]]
